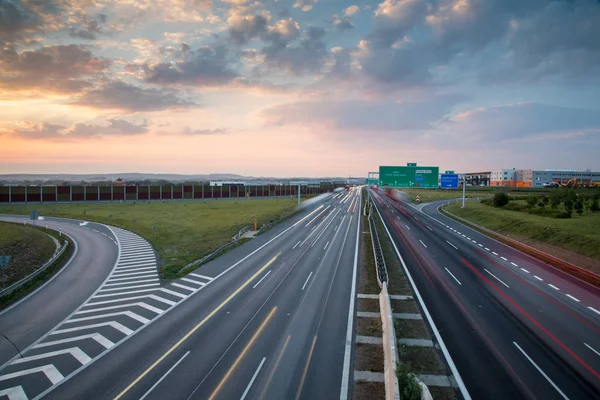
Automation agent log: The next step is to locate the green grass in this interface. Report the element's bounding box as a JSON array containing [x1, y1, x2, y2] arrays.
[[400, 188, 497, 203], [0, 199, 300, 279], [0, 222, 56, 286], [445, 202, 600, 261]]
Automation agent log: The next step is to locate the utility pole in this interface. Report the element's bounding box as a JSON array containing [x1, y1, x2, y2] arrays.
[[297, 184, 301, 205]]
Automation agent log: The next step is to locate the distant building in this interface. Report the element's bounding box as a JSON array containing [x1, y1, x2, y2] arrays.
[[209, 181, 246, 186], [491, 169, 516, 187], [114, 178, 126, 187], [515, 169, 533, 187], [532, 170, 600, 187]]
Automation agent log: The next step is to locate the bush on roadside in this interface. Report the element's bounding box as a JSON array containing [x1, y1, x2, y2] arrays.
[[526, 196, 538, 208], [591, 198, 600, 213], [574, 200, 584, 216], [556, 211, 572, 219], [493, 192, 509, 207], [397, 364, 422, 400]]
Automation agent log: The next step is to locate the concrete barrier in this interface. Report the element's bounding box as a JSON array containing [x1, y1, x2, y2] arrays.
[[379, 283, 400, 400]]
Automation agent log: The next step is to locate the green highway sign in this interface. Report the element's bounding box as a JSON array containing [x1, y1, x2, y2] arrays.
[[379, 165, 440, 188], [445, 170, 455, 174], [407, 163, 417, 167]]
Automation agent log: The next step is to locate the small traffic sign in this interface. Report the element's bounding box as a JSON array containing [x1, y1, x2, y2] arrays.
[[0, 256, 11, 269], [407, 163, 417, 167], [416, 195, 421, 203], [445, 170, 454, 175]]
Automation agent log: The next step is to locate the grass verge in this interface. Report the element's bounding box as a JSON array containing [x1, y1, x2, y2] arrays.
[[358, 298, 380, 312], [355, 343, 384, 372], [357, 317, 383, 337], [0, 199, 299, 279], [0, 222, 56, 286], [444, 201, 600, 264], [397, 346, 447, 375], [400, 188, 496, 204], [359, 214, 380, 294], [0, 234, 73, 310], [354, 382, 386, 400]]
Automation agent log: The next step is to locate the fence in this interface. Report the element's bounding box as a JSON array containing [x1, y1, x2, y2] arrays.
[[0, 184, 340, 204]]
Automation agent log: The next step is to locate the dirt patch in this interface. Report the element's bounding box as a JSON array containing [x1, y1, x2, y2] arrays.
[[394, 318, 429, 339], [357, 317, 383, 337], [359, 216, 381, 295], [0, 222, 56, 286], [355, 343, 384, 372], [358, 298, 380, 313], [398, 346, 447, 375], [428, 386, 459, 400], [520, 237, 600, 274], [354, 381, 386, 400], [390, 299, 419, 313]]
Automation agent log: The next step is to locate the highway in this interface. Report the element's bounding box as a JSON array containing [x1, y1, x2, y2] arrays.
[[0, 216, 118, 367], [371, 189, 600, 400], [22, 188, 363, 399]]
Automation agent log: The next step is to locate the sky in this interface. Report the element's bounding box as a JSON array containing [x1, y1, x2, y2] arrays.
[[1, 0, 600, 177]]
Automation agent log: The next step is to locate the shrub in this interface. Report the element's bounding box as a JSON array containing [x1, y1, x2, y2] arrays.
[[542, 196, 550, 206], [397, 364, 422, 400], [591, 199, 600, 213], [556, 211, 572, 219], [526, 196, 538, 208], [537, 201, 545, 208], [493, 192, 509, 207], [574, 200, 584, 216]]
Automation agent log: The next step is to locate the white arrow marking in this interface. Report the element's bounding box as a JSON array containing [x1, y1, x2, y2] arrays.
[[79, 221, 89, 226]]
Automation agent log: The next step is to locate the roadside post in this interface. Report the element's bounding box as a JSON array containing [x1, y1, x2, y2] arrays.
[[462, 176, 466, 208], [0, 256, 12, 289]]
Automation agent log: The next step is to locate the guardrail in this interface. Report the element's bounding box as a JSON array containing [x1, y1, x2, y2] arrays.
[[441, 205, 600, 288], [369, 212, 388, 287], [0, 240, 68, 299]]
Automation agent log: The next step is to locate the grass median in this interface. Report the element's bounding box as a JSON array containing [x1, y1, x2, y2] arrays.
[[400, 188, 497, 204], [0, 199, 300, 279], [445, 201, 600, 267]]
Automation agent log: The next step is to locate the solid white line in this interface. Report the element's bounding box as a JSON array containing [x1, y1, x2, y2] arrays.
[[305, 205, 330, 227], [139, 351, 190, 400], [340, 191, 361, 400], [445, 268, 462, 285], [584, 343, 600, 357], [77, 302, 163, 315], [513, 342, 569, 400], [426, 226, 433, 231], [520, 268, 530, 274], [52, 321, 133, 336], [107, 274, 157, 283], [492, 251, 498, 255], [588, 306, 600, 316], [111, 270, 157, 278], [115, 264, 156, 271], [501, 256, 508, 261], [34, 333, 114, 350], [549, 284, 560, 291], [484, 269, 510, 288], [104, 278, 158, 287], [302, 271, 314, 291], [86, 294, 175, 307], [93, 288, 160, 298], [240, 357, 267, 400], [534, 276, 543, 281], [99, 283, 159, 292], [293, 240, 301, 249], [159, 288, 187, 299], [252, 270, 272, 289], [324, 240, 330, 250], [189, 273, 213, 281], [371, 195, 471, 400], [0, 386, 27, 400], [446, 241, 458, 250], [565, 294, 580, 302], [67, 310, 149, 324], [405, 224, 411, 230], [419, 240, 427, 248], [510, 262, 518, 267], [171, 283, 196, 292], [0, 365, 64, 385], [181, 277, 205, 286], [12, 347, 91, 365]]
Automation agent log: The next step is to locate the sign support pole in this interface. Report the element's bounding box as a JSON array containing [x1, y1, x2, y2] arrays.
[[462, 177, 466, 208]]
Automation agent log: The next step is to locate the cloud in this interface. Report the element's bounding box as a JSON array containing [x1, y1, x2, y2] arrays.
[[0, 44, 110, 94], [74, 80, 196, 112], [261, 26, 328, 75], [2, 119, 149, 139], [345, 5, 359, 16], [69, 13, 109, 40], [444, 102, 600, 141], [259, 94, 466, 133], [227, 13, 269, 45], [181, 127, 228, 135], [142, 44, 238, 86], [293, 0, 318, 12], [0, 0, 42, 36], [331, 15, 354, 31]]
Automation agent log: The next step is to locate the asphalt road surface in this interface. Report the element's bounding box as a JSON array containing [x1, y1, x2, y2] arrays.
[[371, 189, 600, 400], [20, 188, 363, 400], [0, 216, 118, 367]]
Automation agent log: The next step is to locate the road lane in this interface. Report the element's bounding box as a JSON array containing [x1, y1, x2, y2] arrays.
[[45, 188, 362, 400], [371, 189, 600, 399]]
